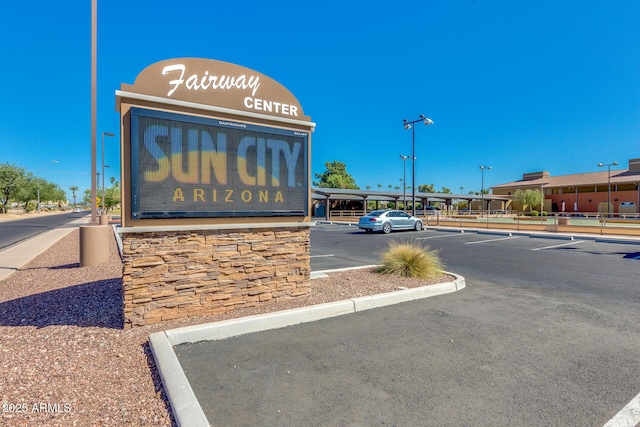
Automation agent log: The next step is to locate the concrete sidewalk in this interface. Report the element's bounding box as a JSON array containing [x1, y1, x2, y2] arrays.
[[0, 216, 89, 281]]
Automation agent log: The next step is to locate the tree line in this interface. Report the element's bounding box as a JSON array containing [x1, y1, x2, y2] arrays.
[[0, 162, 120, 214]]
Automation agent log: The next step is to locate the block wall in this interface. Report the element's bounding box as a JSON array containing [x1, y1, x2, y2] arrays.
[[121, 227, 310, 328]]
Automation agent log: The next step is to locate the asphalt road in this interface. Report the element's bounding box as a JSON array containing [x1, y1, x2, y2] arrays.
[[0, 211, 87, 250], [177, 224, 640, 426]]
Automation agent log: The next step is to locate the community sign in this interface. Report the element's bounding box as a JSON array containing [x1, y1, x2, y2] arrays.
[[116, 58, 314, 224]]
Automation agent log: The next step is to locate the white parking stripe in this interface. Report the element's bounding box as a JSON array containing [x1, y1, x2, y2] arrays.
[[310, 254, 335, 258], [416, 233, 466, 240], [602, 391, 640, 427], [465, 236, 521, 245], [324, 226, 358, 231], [531, 240, 585, 251]]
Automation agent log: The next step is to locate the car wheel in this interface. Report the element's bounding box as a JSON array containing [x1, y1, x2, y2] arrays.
[[382, 222, 392, 234], [414, 221, 423, 231]]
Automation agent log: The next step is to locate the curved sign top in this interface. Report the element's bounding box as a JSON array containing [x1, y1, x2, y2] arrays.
[[120, 58, 311, 122]]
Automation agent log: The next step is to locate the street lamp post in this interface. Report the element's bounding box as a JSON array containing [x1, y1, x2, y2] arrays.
[[597, 161, 618, 219], [403, 115, 434, 216], [400, 154, 416, 211], [101, 132, 115, 215], [479, 165, 492, 215], [102, 165, 110, 214]]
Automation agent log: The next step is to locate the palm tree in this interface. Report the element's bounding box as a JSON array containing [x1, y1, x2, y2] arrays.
[[388, 184, 393, 190], [377, 183, 382, 191], [69, 186, 79, 208], [365, 185, 371, 190]]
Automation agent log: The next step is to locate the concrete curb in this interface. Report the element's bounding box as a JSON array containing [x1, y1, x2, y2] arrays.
[[165, 299, 356, 346], [148, 332, 210, 427], [351, 275, 465, 311], [150, 272, 465, 427]]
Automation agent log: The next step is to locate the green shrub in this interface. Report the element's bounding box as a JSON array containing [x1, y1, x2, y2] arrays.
[[376, 240, 443, 279], [530, 210, 539, 216]]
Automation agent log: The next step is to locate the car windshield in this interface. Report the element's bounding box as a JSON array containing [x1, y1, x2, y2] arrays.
[[367, 210, 387, 217]]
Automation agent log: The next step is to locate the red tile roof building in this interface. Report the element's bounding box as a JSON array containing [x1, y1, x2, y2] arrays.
[[491, 158, 640, 214]]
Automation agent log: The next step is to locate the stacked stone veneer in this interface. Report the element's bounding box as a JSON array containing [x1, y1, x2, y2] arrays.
[[121, 227, 310, 328]]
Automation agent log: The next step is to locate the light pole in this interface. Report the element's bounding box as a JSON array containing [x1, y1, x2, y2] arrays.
[[400, 154, 416, 211], [403, 115, 434, 216], [102, 165, 110, 213], [101, 132, 115, 215], [96, 171, 100, 205], [479, 165, 492, 214], [598, 161, 618, 218]]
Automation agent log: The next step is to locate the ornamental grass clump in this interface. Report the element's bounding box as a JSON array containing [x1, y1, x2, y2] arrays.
[[376, 240, 443, 279]]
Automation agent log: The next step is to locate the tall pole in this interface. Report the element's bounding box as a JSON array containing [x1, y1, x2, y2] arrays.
[[91, 0, 97, 225], [101, 132, 114, 214], [598, 161, 618, 219], [411, 125, 416, 216], [101, 131, 104, 214], [403, 158, 407, 211], [400, 155, 408, 211], [479, 165, 492, 215], [607, 166, 611, 217], [102, 168, 105, 213], [481, 169, 484, 212], [403, 115, 434, 217]]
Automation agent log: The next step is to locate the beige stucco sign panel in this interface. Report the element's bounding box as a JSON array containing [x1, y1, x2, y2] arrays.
[[118, 58, 312, 124]]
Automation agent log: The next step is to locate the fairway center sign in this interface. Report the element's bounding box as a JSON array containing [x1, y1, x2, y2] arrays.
[[116, 58, 314, 225]]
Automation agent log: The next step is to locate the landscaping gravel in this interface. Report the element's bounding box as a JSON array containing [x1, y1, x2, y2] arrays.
[[0, 229, 451, 426]]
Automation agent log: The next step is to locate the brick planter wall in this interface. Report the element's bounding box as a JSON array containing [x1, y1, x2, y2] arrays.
[[121, 227, 310, 328]]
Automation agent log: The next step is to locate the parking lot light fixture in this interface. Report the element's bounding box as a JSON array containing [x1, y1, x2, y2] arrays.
[[403, 115, 434, 216], [101, 132, 115, 215], [479, 165, 492, 215], [400, 154, 416, 211], [598, 161, 618, 218]]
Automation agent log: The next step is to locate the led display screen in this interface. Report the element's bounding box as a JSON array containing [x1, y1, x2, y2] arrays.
[[130, 108, 308, 219]]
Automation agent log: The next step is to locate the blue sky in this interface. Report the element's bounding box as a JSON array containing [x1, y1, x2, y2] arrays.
[[1, 0, 639, 199]]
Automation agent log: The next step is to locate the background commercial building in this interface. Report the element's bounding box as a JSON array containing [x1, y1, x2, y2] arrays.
[[492, 158, 640, 214]]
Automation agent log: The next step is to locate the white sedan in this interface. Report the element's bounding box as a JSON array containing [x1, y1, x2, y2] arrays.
[[358, 210, 424, 234]]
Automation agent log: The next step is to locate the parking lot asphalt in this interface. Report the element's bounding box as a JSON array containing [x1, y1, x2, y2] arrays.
[[153, 223, 640, 427], [149, 274, 466, 427], [309, 221, 640, 272], [175, 286, 639, 427]]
